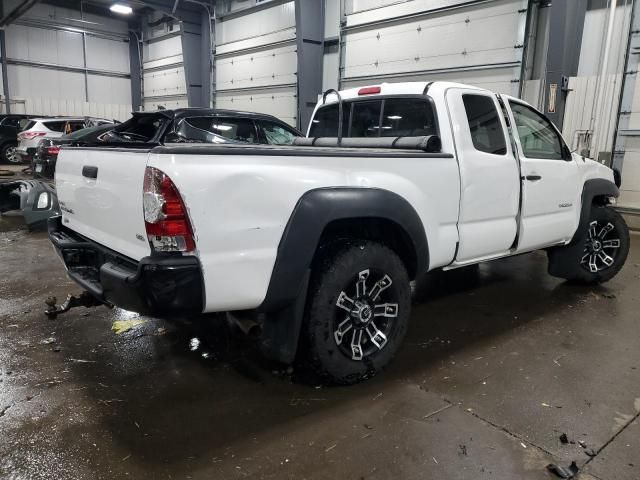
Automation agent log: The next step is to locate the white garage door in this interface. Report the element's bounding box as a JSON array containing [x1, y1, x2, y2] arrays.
[[214, 1, 298, 126], [341, 0, 528, 96]]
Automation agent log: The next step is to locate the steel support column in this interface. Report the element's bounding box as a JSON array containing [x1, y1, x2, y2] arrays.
[[0, 1, 10, 114], [180, 3, 213, 107], [543, 0, 588, 129], [129, 30, 143, 112], [295, 0, 325, 131]]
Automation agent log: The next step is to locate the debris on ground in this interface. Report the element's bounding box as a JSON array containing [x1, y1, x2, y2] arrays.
[[547, 461, 579, 479], [458, 444, 467, 456], [559, 433, 569, 444], [40, 337, 56, 345], [111, 319, 147, 335]]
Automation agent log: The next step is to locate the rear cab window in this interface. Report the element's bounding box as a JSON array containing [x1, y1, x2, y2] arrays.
[[309, 97, 438, 138]]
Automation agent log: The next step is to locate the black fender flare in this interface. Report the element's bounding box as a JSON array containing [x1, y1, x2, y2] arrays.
[[257, 187, 428, 363], [572, 178, 619, 243], [260, 187, 429, 312]]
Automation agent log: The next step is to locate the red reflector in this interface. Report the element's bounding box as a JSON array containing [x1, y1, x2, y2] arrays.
[[358, 86, 381, 95], [47, 146, 61, 155]]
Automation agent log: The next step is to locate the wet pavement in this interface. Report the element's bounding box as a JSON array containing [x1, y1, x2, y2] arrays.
[[0, 214, 638, 480]]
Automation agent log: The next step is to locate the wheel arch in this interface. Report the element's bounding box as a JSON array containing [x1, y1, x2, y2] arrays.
[[573, 178, 619, 244], [259, 187, 429, 313]]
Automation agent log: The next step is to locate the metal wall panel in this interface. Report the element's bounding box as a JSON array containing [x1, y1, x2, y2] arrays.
[[85, 36, 131, 74], [325, 0, 340, 38], [2, 3, 132, 115], [5, 25, 84, 68], [341, 0, 527, 95], [87, 75, 132, 105], [8, 65, 86, 101], [216, 86, 298, 126], [323, 45, 340, 92], [216, 45, 297, 91]]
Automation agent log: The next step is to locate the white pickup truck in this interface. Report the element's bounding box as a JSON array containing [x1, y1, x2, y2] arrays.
[[49, 82, 629, 384]]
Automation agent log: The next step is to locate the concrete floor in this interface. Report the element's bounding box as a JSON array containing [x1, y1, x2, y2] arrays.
[[0, 213, 639, 480]]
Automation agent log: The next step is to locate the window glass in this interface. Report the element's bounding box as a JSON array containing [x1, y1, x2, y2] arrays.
[[308, 103, 350, 137], [350, 101, 382, 137], [509, 102, 564, 160], [194, 117, 258, 143], [379, 99, 437, 137], [259, 120, 298, 145], [2, 117, 19, 127], [65, 121, 86, 134], [44, 121, 67, 132], [21, 120, 36, 132], [462, 94, 507, 155], [102, 114, 168, 143]]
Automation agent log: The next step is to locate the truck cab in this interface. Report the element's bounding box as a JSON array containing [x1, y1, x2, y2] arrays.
[[307, 82, 619, 268]]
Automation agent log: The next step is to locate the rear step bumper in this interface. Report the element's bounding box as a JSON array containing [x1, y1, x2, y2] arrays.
[[48, 216, 204, 315]]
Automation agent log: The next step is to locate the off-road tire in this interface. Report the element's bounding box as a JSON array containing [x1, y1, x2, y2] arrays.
[[548, 206, 629, 284], [304, 241, 411, 385]]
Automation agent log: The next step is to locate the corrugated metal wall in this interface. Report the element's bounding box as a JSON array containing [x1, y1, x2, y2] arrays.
[[214, 1, 298, 126], [338, 0, 528, 95], [1, 3, 132, 120]]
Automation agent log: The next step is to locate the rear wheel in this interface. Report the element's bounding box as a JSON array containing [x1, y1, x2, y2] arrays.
[[548, 206, 629, 284], [1, 143, 20, 164], [304, 241, 411, 385]]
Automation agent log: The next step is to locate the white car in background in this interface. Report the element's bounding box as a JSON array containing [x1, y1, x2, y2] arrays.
[[16, 117, 113, 163]]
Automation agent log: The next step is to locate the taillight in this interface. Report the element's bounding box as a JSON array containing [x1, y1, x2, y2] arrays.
[[143, 166, 195, 252], [358, 86, 381, 95], [47, 146, 60, 156], [18, 131, 46, 140]]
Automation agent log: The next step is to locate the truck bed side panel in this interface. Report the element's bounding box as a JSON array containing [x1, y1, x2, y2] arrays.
[[149, 150, 460, 312]]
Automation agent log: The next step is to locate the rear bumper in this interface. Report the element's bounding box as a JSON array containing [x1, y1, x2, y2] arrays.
[[48, 216, 204, 315]]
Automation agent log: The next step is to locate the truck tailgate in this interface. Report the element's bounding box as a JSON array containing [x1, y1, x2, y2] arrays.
[[55, 148, 152, 261]]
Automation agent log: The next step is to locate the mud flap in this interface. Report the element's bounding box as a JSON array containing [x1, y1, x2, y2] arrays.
[[0, 180, 60, 230]]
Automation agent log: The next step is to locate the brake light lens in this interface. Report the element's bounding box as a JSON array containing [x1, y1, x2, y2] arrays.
[[47, 146, 61, 156], [143, 166, 195, 252], [18, 131, 46, 140], [358, 86, 381, 95]]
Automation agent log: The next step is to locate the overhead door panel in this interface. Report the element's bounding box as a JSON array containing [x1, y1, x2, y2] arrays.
[[341, 0, 528, 96], [215, 1, 297, 125]]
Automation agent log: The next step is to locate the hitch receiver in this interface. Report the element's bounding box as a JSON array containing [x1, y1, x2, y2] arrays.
[[45, 291, 110, 319]]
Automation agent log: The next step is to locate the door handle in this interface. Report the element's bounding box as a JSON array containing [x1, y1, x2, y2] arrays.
[[82, 166, 98, 179], [524, 175, 542, 181]]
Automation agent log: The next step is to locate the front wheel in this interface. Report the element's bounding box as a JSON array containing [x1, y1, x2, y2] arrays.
[[548, 206, 630, 284], [304, 241, 411, 385]]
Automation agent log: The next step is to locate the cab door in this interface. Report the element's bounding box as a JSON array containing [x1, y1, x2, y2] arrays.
[[446, 88, 521, 263], [502, 98, 582, 251]]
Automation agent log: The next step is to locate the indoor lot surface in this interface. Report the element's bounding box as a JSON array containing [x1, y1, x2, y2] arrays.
[[0, 214, 638, 480]]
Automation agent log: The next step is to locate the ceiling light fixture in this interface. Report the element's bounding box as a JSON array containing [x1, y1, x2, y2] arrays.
[[110, 3, 133, 14]]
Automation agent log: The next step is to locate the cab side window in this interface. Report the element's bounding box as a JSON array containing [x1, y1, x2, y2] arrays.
[[462, 94, 507, 155], [509, 102, 564, 160]]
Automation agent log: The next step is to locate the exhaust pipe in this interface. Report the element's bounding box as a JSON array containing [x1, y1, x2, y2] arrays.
[[226, 312, 261, 338]]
